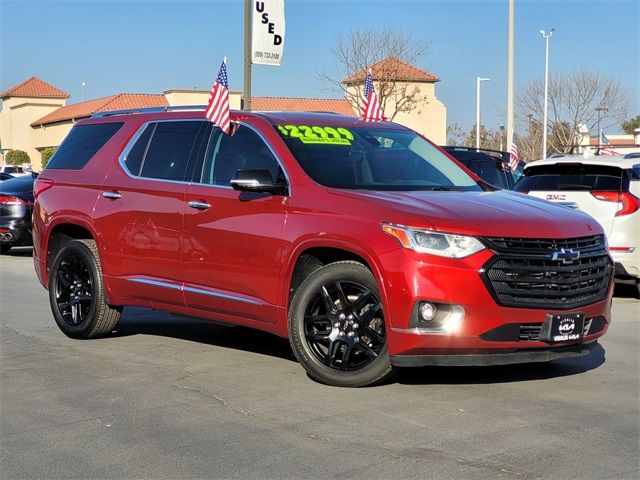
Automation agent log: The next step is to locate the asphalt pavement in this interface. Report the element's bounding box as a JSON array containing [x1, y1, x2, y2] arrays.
[[1, 247, 639, 479]]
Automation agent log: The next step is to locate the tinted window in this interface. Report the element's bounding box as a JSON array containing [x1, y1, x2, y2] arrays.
[[199, 126, 282, 186], [514, 164, 626, 192], [47, 123, 123, 169], [140, 121, 205, 181], [3, 166, 22, 174], [124, 124, 155, 176], [277, 125, 479, 191]]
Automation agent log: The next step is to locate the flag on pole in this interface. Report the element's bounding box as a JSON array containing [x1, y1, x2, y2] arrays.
[[205, 58, 231, 134], [508, 142, 520, 171], [599, 130, 619, 156], [361, 70, 386, 122]]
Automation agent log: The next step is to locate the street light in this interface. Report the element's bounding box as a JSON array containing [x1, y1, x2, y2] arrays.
[[540, 28, 554, 158], [476, 77, 490, 150], [595, 106, 608, 154]]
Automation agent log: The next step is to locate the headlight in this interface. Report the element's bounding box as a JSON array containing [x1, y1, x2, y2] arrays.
[[382, 223, 485, 258]]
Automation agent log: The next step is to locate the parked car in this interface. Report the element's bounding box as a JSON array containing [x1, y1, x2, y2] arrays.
[[33, 108, 613, 387], [0, 165, 29, 177], [441, 146, 517, 189], [0, 173, 36, 254], [515, 155, 639, 297]]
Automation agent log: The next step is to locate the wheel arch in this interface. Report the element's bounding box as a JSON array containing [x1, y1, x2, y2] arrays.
[[44, 218, 99, 284], [283, 240, 391, 328]]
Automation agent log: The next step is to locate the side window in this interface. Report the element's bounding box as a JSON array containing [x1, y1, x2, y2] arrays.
[[199, 126, 281, 186], [139, 121, 205, 181], [47, 122, 123, 170], [124, 124, 155, 176]]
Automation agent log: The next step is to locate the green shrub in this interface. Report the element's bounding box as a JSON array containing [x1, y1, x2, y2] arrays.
[[5, 149, 30, 166], [40, 146, 58, 169]]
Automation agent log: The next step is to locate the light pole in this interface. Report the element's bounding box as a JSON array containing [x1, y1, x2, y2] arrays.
[[595, 106, 607, 154], [540, 28, 554, 158], [499, 123, 505, 151], [476, 77, 490, 150]]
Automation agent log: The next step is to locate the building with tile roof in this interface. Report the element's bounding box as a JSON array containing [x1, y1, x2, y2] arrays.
[[342, 57, 446, 144], [1, 64, 447, 169]]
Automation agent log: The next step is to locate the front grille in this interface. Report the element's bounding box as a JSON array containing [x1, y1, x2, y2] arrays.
[[481, 236, 612, 309], [484, 235, 604, 254], [518, 319, 594, 341]]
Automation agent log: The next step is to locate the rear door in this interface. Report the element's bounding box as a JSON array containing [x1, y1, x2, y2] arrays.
[[94, 119, 209, 305], [181, 124, 289, 323], [515, 163, 627, 237]]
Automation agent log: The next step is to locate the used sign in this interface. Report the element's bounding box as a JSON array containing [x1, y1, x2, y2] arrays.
[[252, 0, 285, 66]]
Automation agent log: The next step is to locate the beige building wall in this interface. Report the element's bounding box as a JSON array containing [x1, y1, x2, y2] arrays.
[[0, 96, 66, 168], [346, 81, 447, 144], [164, 89, 242, 110]]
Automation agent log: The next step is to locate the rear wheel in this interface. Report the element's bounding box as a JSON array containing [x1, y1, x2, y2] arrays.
[[289, 261, 394, 387], [48, 239, 121, 338], [0, 243, 12, 255]]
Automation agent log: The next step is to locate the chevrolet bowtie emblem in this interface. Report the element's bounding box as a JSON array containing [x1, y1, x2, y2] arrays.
[[551, 248, 580, 264]]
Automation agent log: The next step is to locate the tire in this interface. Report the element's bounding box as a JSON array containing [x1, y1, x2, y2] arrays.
[[289, 261, 395, 387], [48, 239, 121, 339], [0, 243, 12, 255]]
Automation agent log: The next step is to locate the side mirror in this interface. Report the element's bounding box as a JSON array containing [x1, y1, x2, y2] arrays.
[[230, 169, 287, 195]]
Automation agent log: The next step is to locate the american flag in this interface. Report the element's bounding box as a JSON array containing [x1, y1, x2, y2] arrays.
[[205, 58, 231, 134], [361, 70, 386, 122], [599, 130, 619, 156], [508, 142, 520, 171]]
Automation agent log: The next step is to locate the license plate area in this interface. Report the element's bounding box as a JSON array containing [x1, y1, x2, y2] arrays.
[[539, 313, 585, 342]]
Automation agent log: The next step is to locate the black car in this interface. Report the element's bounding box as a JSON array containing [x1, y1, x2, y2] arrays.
[[442, 146, 518, 189], [0, 173, 36, 254]]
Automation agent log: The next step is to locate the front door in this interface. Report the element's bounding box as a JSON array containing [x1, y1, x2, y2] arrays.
[[181, 124, 289, 323]]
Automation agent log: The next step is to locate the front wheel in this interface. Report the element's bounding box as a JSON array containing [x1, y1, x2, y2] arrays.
[[48, 239, 121, 338], [289, 261, 395, 387]]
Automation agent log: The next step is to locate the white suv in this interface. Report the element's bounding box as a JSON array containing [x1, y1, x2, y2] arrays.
[[515, 154, 640, 297]]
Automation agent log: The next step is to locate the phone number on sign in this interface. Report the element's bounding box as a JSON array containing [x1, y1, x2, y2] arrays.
[[254, 51, 280, 60]]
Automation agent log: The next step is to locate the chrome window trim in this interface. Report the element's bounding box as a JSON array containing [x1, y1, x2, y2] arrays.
[[117, 119, 292, 195], [128, 277, 261, 305]]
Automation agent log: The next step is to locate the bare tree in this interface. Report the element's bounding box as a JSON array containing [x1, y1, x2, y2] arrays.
[[318, 29, 432, 120], [517, 69, 629, 155]]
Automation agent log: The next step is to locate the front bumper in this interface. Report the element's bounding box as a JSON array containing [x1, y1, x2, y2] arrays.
[[391, 342, 597, 367], [378, 247, 613, 362]]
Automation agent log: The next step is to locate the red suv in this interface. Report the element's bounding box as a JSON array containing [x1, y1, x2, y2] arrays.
[[33, 108, 613, 387]]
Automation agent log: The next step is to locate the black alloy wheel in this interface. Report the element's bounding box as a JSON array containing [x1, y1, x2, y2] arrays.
[[289, 261, 394, 387], [54, 253, 94, 326], [304, 280, 385, 371], [49, 240, 121, 339]]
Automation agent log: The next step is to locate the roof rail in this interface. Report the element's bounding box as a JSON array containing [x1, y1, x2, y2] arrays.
[[91, 104, 208, 119]]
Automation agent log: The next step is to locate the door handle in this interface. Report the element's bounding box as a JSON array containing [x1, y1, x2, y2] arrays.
[[102, 191, 122, 200], [188, 200, 211, 210]]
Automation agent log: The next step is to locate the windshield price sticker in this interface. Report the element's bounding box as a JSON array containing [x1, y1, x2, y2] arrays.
[[277, 125, 354, 145]]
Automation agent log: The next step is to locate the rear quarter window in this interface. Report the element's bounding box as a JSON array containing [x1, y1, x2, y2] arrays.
[[515, 164, 627, 192], [46, 122, 123, 170]]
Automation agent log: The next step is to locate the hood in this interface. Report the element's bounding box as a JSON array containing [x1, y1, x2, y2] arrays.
[[330, 189, 602, 239]]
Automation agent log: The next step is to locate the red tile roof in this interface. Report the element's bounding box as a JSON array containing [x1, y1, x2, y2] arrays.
[[589, 136, 637, 146], [342, 57, 439, 84], [252, 97, 355, 116], [1, 76, 69, 99], [31, 93, 168, 126]]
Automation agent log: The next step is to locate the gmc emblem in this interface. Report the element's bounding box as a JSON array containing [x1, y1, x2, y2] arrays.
[[546, 194, 566, 201]]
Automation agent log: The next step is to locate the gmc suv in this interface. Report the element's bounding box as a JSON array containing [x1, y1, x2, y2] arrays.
[[33, 108, 613, 387]]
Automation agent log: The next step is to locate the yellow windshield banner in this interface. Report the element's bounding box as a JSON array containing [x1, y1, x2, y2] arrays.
[[277, 125, 354, 145]]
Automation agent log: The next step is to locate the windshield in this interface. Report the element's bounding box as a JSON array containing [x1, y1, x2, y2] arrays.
[[275, 124, 480, 191]]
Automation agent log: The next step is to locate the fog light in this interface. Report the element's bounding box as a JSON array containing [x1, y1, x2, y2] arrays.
[[441, 306, 465, 333], [419, 302, 438, 322]]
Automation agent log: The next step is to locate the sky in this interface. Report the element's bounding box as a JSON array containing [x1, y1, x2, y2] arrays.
[[1, 0, 638, 135]]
